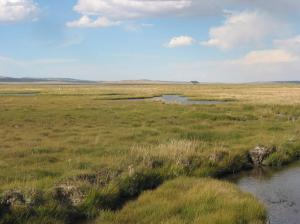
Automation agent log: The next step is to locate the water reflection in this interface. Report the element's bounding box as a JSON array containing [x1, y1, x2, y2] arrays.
[[229, 162, 300, 224], [153, 95, 225, 105]]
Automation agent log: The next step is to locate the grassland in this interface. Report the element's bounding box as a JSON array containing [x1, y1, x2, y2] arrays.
[[1, 84, 300, 223], [97, 177, 266, 224]]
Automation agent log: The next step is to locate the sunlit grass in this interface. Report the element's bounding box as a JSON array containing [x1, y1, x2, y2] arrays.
[[98, 177, 266, 224], [0, 84, 300, 223]]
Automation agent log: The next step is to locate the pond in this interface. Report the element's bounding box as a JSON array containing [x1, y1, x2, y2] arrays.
[[229, 162, 300, 224], [152, 95, 225, 105]]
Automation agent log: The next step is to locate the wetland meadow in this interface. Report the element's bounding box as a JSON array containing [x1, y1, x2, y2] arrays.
[[1, 84, 300, 224]]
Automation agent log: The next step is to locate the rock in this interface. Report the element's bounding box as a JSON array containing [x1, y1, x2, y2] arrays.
[[248, 145, 277, 166], [53, 183, 85, 206], [1, 190, 26, 208]]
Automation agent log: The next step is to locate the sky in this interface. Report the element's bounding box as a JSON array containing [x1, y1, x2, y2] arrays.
[[1, 0, 300, 82]]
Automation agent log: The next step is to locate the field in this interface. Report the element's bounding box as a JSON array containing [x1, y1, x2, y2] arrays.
[[1, 84, 300, 223]]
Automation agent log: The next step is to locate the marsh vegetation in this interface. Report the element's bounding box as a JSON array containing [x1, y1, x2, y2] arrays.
[[0, 84, 300, 223]]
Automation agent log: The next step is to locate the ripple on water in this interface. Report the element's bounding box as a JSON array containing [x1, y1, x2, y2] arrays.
[[228, 162, 300, 224]]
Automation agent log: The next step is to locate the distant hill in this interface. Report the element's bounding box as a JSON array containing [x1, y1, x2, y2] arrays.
[[0, 76, 96, 84], [0, 76, 189, 85], [1, 76, 300, 85], [101, 79, 188, 85], [271, 81, 300, 84]]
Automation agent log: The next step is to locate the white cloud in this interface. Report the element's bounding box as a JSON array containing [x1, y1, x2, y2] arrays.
[[124, 22, 154, 32], [232, 49, 298, 65], [73, 0, 191, 19], [169, 37, 300, 82], [166, 36, 195, 48], [68, 0, 191, 28], [201, 11, 284, 50], [189, 0, 300, 18], [67, 15, 120, 28], [239, 0, 300, 17], [0, 0, 38, 22], [274, 35, 300, 54], [69, 0, 300, 22], [67, 0, 300, 29]]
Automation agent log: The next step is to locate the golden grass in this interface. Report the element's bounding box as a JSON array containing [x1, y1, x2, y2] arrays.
[[98, 177, 266, 224], [1, 83, 300, 223], [2, 83, 300, 104]]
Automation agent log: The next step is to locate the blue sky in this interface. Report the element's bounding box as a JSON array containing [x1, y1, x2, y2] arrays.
[[1, 0, 300, 82]]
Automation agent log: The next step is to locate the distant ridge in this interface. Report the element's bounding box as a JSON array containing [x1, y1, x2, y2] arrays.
[[0, 76, 96, 84], [100, 79, 188, 84], [271, 81, 300, 84], [247, 81, 300, 85], [0, 76, 189, 84], [2, 75, 299, 84]]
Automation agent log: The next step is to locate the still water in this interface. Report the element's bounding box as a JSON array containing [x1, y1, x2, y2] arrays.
[[229, 162, 300, 224], [153, 95, 224, 105]]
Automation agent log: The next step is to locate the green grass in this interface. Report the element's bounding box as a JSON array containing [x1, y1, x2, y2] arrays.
[[97, 177, 266, 224], [0, 84, 300, 223]]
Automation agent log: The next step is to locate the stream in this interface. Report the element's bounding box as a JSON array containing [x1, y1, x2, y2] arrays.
[[228, 162, 300, 224]]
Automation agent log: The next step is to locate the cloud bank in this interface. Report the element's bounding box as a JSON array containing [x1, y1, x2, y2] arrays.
[[201, 11, 285, 50], [0, 0, 38, 22], [67, 15, 120, 28], [68, 0, 191, 28]]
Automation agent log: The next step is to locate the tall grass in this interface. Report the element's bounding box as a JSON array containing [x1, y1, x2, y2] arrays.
[[130, 139, 237, 177]]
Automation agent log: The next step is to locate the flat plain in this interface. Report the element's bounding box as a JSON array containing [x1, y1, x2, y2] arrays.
[[1, 84, 300, 224]]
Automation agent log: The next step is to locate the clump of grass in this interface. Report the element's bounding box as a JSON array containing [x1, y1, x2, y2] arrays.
[[130, 139, 245, 177], [131, 140, 191, 175], [98, 177, 266, 224], [131, 140, 201, 167], [263, 142, 300, 167]]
